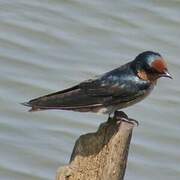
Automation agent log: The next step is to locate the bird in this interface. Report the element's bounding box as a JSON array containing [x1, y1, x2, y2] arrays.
[[22, 51, 172, 116]]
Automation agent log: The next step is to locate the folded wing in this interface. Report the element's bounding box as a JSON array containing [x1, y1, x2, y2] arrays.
[[23, 69, 139, 112]]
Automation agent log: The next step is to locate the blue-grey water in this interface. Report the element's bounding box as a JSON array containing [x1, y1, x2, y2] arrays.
[[0, 0, 179, 180]]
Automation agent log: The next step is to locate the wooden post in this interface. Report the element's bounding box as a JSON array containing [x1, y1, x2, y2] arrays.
[[56, 113, 135, 180]]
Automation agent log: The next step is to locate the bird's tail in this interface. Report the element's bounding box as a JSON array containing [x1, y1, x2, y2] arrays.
[[21, 85, 103, 112], [21, 102, 44, 112], [22, 85, 80, 112]]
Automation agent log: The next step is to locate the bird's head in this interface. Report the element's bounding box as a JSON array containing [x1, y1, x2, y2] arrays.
[[132, 51, 172, 81]]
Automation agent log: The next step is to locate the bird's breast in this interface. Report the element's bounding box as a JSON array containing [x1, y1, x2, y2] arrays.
[[102, 82, 155, 114]]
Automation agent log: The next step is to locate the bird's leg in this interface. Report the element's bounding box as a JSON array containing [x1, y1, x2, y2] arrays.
[[114, 111, 139, 126], [108, 112, 114, 122], [108, 113, 111, 120]]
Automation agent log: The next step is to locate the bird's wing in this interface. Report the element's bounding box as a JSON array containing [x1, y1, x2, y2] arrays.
[[79, 74, 135, 97], [23, 71, 140, 112], [23, 83, 107, 112], [79, 72, 147, 105]]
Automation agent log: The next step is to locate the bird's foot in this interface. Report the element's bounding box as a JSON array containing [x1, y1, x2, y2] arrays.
[[114, 111, 128, 119], [114, 111, 139, 126], [118, 117, 139, 126]]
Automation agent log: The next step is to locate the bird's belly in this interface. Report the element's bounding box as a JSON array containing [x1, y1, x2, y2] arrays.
[[98, 87, 154, 114], [117, 93, 148, 108]]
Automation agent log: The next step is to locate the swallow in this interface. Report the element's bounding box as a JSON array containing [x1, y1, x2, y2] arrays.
[[22, 51, 172, 115]]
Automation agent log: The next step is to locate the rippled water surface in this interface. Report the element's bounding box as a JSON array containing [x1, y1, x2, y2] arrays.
[[0, 0, 180, 180]]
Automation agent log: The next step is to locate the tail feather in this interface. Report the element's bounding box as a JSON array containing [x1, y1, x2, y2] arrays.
[[21, 102, 30, 107], [21, 102, 43, 112], [22, 85, 103, 112]]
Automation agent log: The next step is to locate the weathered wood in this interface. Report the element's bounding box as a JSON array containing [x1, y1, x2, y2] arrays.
[[56, 114, 135, 180]]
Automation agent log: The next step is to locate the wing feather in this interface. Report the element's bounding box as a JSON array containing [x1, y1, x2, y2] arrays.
[[23, 63, 142, 112]]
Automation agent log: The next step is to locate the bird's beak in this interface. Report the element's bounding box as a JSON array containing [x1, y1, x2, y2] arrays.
[[161, 70, 173, 79]]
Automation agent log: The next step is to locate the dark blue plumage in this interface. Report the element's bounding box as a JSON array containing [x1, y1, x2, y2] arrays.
[[23, 51, 172, 114]]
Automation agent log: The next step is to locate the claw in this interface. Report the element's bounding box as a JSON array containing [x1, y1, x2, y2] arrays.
[[114, 111, 128, 119], [113, 111, 139, 127], [121, 118, 139, 126]]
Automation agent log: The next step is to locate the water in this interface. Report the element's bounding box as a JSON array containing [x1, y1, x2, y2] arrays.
[[0, 0, 179, 179]]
